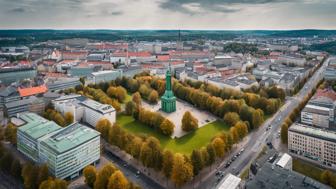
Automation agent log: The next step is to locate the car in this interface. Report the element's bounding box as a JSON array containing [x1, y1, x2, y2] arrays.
[[240, 148, 245, 153], [123, 163, 127, 167], [136, 170, 140, 175]]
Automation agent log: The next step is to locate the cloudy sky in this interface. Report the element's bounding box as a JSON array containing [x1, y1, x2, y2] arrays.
[[0, 0, 336, 30]]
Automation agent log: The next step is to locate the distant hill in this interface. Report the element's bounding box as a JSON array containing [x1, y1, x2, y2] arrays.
[[309, 41, 336, 55], [0, 29, 335, 46]]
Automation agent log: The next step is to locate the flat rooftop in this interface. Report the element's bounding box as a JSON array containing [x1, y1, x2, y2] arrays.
[[18, 112, 62, 140], [246, 162, 331, 189], [41, 122, 100, 154], [80, 99, 115, 114], [216, 173, 241, 189], [289, 123, 336, 143]]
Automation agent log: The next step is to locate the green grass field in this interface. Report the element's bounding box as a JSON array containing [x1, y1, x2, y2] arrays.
[[117, 115, 230, 154]]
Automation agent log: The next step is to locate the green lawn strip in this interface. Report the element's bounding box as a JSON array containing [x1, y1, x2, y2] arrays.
[[293, 158, 324, 182], [117, 115, 230, 155]]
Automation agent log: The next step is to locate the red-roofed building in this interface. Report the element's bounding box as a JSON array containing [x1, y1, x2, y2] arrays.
[[18, 85, 48, 97], [87, 61, 113, 70], [157, 55, 170, 62], [314, 88, 336, 101], [62, 51, 88, 60]]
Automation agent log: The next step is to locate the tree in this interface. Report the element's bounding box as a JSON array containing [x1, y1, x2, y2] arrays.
[[4, 123, 17, 145], [129, 137, 143, 159], [190, 149, 203, 176], [22, 163, 39, 189], [181, 111, 198, 132], [54, 113, 66, 127], [37, 164, 49, 186], [206, 144, 216, 166], [159, 119, 175, 136], [0, 152, 13, 172], [125, 101, 135, 115], [140, 137, 163, 171], [223, 112, 240, 126], [230, 127, 239, 144], [64, 112, 74, 126], [10, 159, 22, 179], [212, 137, 225, 158], [132, 92, 142, 105], [234, 121, 249, 140], [96, 119, 112, 139], [148, 90, 159, 104], [321, 170, 334, 185], [94, 164, 117, 189], [107, 170, 129, 189], [171, 153, 193, 186], [162, 150, 174, 178], [83, 165, 97, 188], [280, 123, 288, 144], [39, 178, 68, 189]]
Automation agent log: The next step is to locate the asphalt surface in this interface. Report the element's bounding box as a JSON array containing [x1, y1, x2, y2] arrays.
[[197, 57, 332, 189], [104, 149, 165, 189]]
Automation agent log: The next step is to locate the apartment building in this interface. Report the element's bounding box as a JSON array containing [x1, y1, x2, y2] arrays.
[[288, 123, 336, 170]]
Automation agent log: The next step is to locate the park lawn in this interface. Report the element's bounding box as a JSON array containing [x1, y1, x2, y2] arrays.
[[117, 115, 230, 155]]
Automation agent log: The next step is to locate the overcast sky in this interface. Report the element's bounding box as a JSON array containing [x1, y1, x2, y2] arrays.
[[0, 0, 336, 30]]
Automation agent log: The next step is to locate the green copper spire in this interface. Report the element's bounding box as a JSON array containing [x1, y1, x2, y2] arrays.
[[161, 66, 176, 113]]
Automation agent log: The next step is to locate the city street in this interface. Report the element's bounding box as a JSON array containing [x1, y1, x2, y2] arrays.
[[193, 56, 332, 189]]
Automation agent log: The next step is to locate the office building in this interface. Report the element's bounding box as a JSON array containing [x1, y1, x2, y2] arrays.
[[80, 99, 116, 127], [87, 70, 122, 84], [301, 95, 336, 129], [39, 122, 100, 179], [5, 96, 45, 117], [17, 112, 100, 179], [46, 77, 81, 92], [53, 95, 116, 127], [17, 112, 62, 162], [246, 161, 331, 189], [0, 67, 37, 85], [324, 60, 336, 81], [288, 123, 336, 170]]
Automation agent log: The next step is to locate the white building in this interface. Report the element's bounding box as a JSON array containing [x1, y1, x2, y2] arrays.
[[53, 95, 116, 127], [216, 173, 242, 189], [301, 97, 336, 129], [288, 123, 336, 170], [87, 70, 123, 84], [80, 99, 116, 127], [276, 153, 292, 170]]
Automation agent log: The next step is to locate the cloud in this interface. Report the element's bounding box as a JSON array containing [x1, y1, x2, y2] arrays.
[[9, 7, 26, 13], [160, 0, 293, 13], [111, 11, 123, 16]]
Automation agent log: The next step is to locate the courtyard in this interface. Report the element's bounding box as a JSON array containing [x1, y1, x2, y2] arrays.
[[142, 99, 217, 138]]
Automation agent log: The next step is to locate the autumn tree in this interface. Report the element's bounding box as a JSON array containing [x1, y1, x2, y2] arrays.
[[132, 92, 142, 105], [39, 178, 68, 189], [83, 165, 97, 188], [125, 101, 136, 115], [107, 170, 129, 189], [223, 112, 240, 126], [190, 149, 203, 176], [234, 121, 249, 140], [94, 164, 117, 189], [159, 119, 175, 136], [280, 123, 288, 144], [4, 123, 17, 145], [321, 170, 334, 185], [162, 150, 174, 178], [139, 137, 163, 171], [230, 127, 239, 144], [37, 164, 49, 186], [10, 159, 22, 179], [148, 90, 159, 104], [182, 111, 198, 132], [206, 144, 216, 166], [171, 153, 194, 186], [64, 112, 74, 126], [212, 137, 225, 158], [96, 119, 112, 139]]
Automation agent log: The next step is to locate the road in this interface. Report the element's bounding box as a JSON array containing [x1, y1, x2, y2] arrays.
[[196, 57, 332, 189], [104, 148, 165, 189]]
